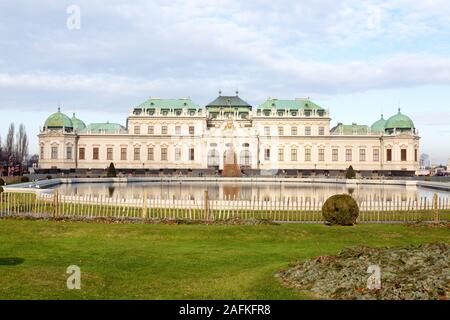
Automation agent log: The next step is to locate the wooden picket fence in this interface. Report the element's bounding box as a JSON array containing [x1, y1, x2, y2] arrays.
[[0, 190, 449, 223]]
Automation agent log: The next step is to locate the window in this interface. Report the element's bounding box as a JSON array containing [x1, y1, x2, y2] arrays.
[[40, 146, 44, 160], [189, 126, 195, 135], [147, 147, 154, 161], [386, 149, 392, 162], [121, 147, 127, 160], [161, 147, 168, 161], [373, 149, 380, 162], [359, 149, 366, 162], [264, 148, 270, 161], [291, 126, 297, 136], [134, 125, 140, 135], [401, 149, 407, 161], [51, 146, 58, 160], [264, 126, 270, 135], [107, 147, 113, 160], [79, 147, 85, 160], [305, 126, 311, 135], [93, 147, 99, 160], [332, 149, 338, 162], [161, 125, 168, 135], [346, 149, 352, 162], [278, 126, 284, 136], [318, 149, 325, 161], [319, 127, 325, 135], [148, 125, 154, 135], [291, 148, 297, 161], [66, 146, 72, 160], [175, 148, 181, 161], [414, 149, 418, 162], [134, 147, 140, 161], [175, 126, 181, 135], [305, 148, 311, 161], [278, 148, 284, 161], [189, 148, 195, 161]]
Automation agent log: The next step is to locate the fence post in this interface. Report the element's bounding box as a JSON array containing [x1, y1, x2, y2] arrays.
[[433, 193, 439, 224], [142, 191, 148, 219], [53, 191, 59, 217], [204, 190, 209, 221]]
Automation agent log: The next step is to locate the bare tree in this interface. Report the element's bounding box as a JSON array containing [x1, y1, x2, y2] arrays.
[[16, 124, 29, 163], [5, 123, 15, 161]]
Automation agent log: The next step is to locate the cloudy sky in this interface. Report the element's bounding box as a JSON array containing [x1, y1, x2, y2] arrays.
[[1, 0, 450, 163]]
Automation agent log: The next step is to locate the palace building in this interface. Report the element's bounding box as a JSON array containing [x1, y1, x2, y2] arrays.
[[38, 93, 420, 176]]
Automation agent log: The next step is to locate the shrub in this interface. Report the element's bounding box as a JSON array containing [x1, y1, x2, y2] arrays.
[[20, 176, 30, 183], [322, 194, 359, 226], [0, 178, 4, 186], [107, 162, 117, 177], [0, 186, 3, 193], [345, 165, 356, 179], [46, 175, 52, 180]]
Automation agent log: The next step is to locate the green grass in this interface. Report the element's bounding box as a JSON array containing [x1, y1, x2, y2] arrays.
[[0, 219, 449, 299]]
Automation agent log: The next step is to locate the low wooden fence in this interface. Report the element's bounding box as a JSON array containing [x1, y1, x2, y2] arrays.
[[0, 191, 449, 223]]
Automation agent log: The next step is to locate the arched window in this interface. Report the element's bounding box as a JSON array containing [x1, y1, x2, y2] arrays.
[[207, 149, 219, 167], [240, 150, 251, 167]]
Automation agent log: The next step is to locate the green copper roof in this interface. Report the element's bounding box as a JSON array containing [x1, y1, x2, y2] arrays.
[[371, 114, 387, 133], [44, 109, 73, 129], [258, 98, 324, 110], [331, 123, 369, 135], [71, 113, 86, 131], [85, 122, 126, 133], [385, 109, 415, 130], [135, 98, 200, 110], [206, 95, 252, 109]]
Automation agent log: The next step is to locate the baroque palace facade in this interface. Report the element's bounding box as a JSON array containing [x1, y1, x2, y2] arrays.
[[38, 93, 420, 176]]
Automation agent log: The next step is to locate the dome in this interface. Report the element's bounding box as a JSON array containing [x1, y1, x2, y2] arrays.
[[371, 114, 387, 133], [385, 109, 415, 130], [71, 113, 86, 131], [44, 108, 73, 130]]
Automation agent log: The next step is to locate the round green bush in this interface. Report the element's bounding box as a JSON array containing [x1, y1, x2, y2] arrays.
[[46, 175, 52, 180], [0, 186, 3, 193], [20, 176, 30, 183], [0, 178, 4, 186], [322, 194, 359, 226]]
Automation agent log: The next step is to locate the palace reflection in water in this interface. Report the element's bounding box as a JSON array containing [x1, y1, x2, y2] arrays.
[[51, 181, 449, 203]]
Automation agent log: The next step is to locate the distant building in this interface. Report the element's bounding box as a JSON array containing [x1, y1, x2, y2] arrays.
[[419, 153, 431, 169], [38, 93, 420, 176]]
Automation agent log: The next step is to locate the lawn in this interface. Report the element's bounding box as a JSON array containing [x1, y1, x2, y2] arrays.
[[0, 219, 448, 299]]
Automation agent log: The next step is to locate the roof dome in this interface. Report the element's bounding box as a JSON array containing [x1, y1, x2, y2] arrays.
[[44, 108, 73, 130], [71, 113, 86, 131], [371, 114, 387, 133], [385, 109, 415, 130]]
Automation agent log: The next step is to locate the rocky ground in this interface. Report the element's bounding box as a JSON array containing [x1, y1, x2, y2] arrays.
[[277, 243, 449, 300]]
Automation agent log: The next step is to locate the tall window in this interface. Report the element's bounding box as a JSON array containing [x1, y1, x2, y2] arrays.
[[318, 149, 325, 161], [175, 148, 181, 161], [121, 147, 127, 160], [161, 125, 168, 135], [175, 126, 181, 135], [134, 125, 140, 134], [189, 126, 195, 135], [305, 148, 311, 161], [332, 149, 338, 161], [359, 149, 366, 162], [264, 148, 270, 161], [93, 147, 99, 160], [264, 126, 270, 135], [40, 146, 44, 160], [278, 126, 284, 136], [66, 146, 72, 160], [373, 149, 380, 162], [147, 147, 154, 161], [278, 148, 284, 161], [305, 126, 311, 136], [386, 149, 392, 162], [107, 147, 113, 161], [161, 147, 168, 161], [401, 149, 407, 161], [51, 146, 58, 160], [291, 148, 297, 161], [319, 127, 325, 135], [414, 149, 418, 162], [189, 148, 195, 161], [79, 147, 85, 160], [291, 126, 297, 135], [134, 147, 140, 161], [148, 125, 154, 135], [346, 149, 352, 162]]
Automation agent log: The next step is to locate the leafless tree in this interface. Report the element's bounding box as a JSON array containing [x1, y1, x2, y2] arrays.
[[15, 124, 29, 163], [5, 123, 15, 160]]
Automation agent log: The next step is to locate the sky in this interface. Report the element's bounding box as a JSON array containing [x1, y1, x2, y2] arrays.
[[0, 0, 449, 164]]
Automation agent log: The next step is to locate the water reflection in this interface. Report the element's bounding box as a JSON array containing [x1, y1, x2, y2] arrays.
[[51, 181, 450, 202]]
